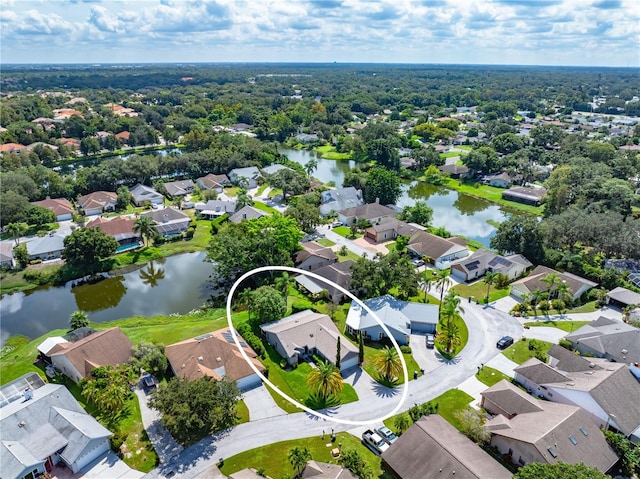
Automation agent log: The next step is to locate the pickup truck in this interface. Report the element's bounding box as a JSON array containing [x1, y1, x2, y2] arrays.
[[362, 429, 390, 455]]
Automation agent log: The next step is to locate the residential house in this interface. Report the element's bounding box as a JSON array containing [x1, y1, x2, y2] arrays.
[[437, 164, 470, 179], [300, 461, 357, 479], [37, 337, 70, 364], [364, 218, 425, 244], [606, 286, 640, 309], [229, 205, 268, 223], [345, 295, 438, 345], [295, 133, 320, 143], [53, 108, 83, 120], [195, 200, 237, 219], [319, 187, 364, 216], [510, 265, 597, 302], [114, 131, 131, 144], [0, 380, 113, 476], [407, 231, 469, 269], [163, 179, 195, 197], [129, 184, 164, 206], [0, 242, 14, 268], [502, 186, 547, 206], [141, 207, 191, 236], [482, 172, 514, 188], [294, 260, 355, 303], [59, 138, 81, 152], [228, 166, 262, 189], [164, 328, 265, 391], [450, 249, 532, 282], [564, 316, 640, 365], [0, 143, 28, 154], [261, 164, 292, 176], [337, 202, 397, 226], [293, 241, 337, 271], [481, 380, 618, 472], [399, 157, 417, 169], [31, 197, 74, 221], [25, 234, 66, 261], [513, 347, 640, 442], [382, 415, 512, 479], [86, 216, 141, 247], [261, 310, 359, 372], [77, 191, 117, 216], [48, 327, 133, 383], [196, 173, 230, 193]]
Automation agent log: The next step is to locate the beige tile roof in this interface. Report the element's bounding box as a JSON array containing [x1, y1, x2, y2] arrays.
[[165, 328, 264, 382], [31, 197, 73, 216], [408, 230, 467, 259]]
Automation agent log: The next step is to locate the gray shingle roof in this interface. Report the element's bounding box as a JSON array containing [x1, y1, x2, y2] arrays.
[[607, 286, 640, 306], [319, 187, 364, 215], [565, 316, 640, 363]]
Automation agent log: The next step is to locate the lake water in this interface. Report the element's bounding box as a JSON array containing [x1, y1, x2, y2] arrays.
[[0, 252, 213, 344], [279, 148, 511, 246]]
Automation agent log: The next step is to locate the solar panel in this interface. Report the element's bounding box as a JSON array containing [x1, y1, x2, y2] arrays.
[[194, 333, 213, 341], [467, 260, 480, 271]]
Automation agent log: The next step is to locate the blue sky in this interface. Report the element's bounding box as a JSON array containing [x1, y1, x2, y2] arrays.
[[1, 0, 638, 66]]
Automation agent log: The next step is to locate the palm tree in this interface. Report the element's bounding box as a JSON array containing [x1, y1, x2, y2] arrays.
[[69, 310, 89, 330], [373, 347, 403, 383], [555, 280, 571, 304], [274, 272, 293, 299], [304, 159, 318, 177], [530, 288, 542, 316], [484, 271, 496, 303], [288, 446, 311, 478], [394, 413, 411, 434], [236, 188, 254, 209], [541, 273, 561, 298], [442, 291, 464, 328], [440, 322, 462, 355], [134, 215, 156, 247], [6, 222, 28, 246], [418, 271, 433, 303], [434, 269, 452, 310], [306, 360, 343, 400]]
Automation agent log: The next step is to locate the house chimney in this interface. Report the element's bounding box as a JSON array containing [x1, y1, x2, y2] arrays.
[[375, 197, 380, 204], [162, 214, 169, 223]]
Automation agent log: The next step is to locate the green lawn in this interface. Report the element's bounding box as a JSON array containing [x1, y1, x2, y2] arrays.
[[361, 340, 423, 385], [225, 186, 240, 197], [332, 225, 361, 238], [440, 178, 543, 216], [316, 238, 336, 247], [336, 249, 362, 263], [315, 145, 352, 160], [502, 338, 554, 364], [568, 301, 599, 313], [476, 366, 513, 387], [256, 184, 269, 196], [451, 280, 510, 303], [383, 389, 474, 434], [439, 151, 462, 158], [524, 320, 590, 333], [252, 201, 279, 214], [267, 188, 283, 198], [436, 313, 469, 359], [219, 432, 392, 479]]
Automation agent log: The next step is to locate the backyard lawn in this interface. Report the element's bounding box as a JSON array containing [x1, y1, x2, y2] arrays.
[[315, 145, 352, 160], [502, 338, 554, 364], [219, 432, 392, 479], [524, 320, 590, 333], [451, 279, 510, 303]]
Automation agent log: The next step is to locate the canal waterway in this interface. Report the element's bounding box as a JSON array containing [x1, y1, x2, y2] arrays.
[[280, 148, 512, 246], [0, 252, 213, 344]]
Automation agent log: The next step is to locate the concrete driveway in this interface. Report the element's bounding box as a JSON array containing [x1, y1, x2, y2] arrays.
[[242, 385, 287, 421], [409, 334, 441, 374], [522, 326, 567, 343]]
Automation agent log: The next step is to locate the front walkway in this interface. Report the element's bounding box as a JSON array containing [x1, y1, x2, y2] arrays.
[[134, 387, 183, 464], [485, 354, 519, 378]]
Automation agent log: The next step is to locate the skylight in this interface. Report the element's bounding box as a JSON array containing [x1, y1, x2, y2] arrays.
[[547, 446, 558, 458], [569, 435, 577, 445], [579, 427, 589, 436]]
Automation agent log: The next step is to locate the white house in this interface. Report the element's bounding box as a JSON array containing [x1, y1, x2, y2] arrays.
[[129, 184, 164, 206], [450, 249, 532, 282], [228, 166, 262, 189], [25, 234, 66, 262]]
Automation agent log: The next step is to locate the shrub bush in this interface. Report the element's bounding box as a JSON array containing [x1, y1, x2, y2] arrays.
[[400, 345, 412, 354], [185, 227, 195, 239], [559, 338, 573, 350], [291, 299, 313, 314]]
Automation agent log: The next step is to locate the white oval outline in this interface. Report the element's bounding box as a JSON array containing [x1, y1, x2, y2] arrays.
[[226, 265, 409, 426]]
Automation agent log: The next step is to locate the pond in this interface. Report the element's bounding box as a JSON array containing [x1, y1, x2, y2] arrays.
[[0, 252, 213, 344], [280, 148, 513, 246]]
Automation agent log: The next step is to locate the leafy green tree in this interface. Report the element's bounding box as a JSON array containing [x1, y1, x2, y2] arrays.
[[604, 430, 640, 477], [338, 449, 373, 479], [80, 364, 135, 414], [182, 129, 212, 150], [490, 215, 545, 264], [365, 138, 400, 170], [116, 185, 131, 211], [248, 285, 287, 324], [491, 132, 524, 154], [269, 168, 310, 202], [306, 360, 343, 400], [80, 137, 100, 156], [69, 310, 89, 330], [63, 227, 118, 274], [207, 213, 304, 280], [24, 205, 56, 227], [5, 222, 28, 246], [350, 252, 419, 300], [285, 201, 320, 234], [0, 191, 30, 226], [362, 167, 401, 205], [148, 377, 241, 446], [288, 446, 311, 478], [13, 244, 28, 269], [373, 347, 403, 383], [134, 215, 157, 247], [398, 201, 433, 227], [463, 146, 499, 173], [513, 462, 608, 479], [456, 408, 490, 444], [131, 342, 167, 377]]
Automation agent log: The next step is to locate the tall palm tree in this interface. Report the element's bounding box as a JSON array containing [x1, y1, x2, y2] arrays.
[[288, 446, 311, 478], [434, 269, 452, 310], [134, 215, 156, 247], [373, 347, 403, 383], [541, 273, 561, 298], [530, 288, 542, 316], [304, 159, 318, 177], [236, 188, 254, 209], [555, 280, 571, 304], [484, 271, 496, 303], [274, 272, 293, 299], [442, 291, 464, 328], [440, 322, 462, 355], [418, 271, 433, 303], [306, 360, 343, 400], [6, 222, 28, 246]]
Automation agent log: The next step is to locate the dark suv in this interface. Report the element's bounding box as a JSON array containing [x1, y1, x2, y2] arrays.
[[496, 336, 514, 349]]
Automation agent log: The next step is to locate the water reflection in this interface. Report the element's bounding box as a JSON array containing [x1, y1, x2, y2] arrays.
[[139, 260, 166, 287], [72, 275, 127, 312], [279, 148, 356, 186]]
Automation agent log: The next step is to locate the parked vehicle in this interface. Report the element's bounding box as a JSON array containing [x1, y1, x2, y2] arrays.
[[362, 429, 390, 455], [496, 336, 514, 349], [412, 258, 425, 267], [331, 221, 343, 227], [426, 333, 435, 349], [375, 426, 398, 445]]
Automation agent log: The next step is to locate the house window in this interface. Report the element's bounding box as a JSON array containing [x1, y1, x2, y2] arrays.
[[518, 457, 525, 466], [547, 446, 558, 458], [508, 448, 513, 456], [378, 332, 385, 340]]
